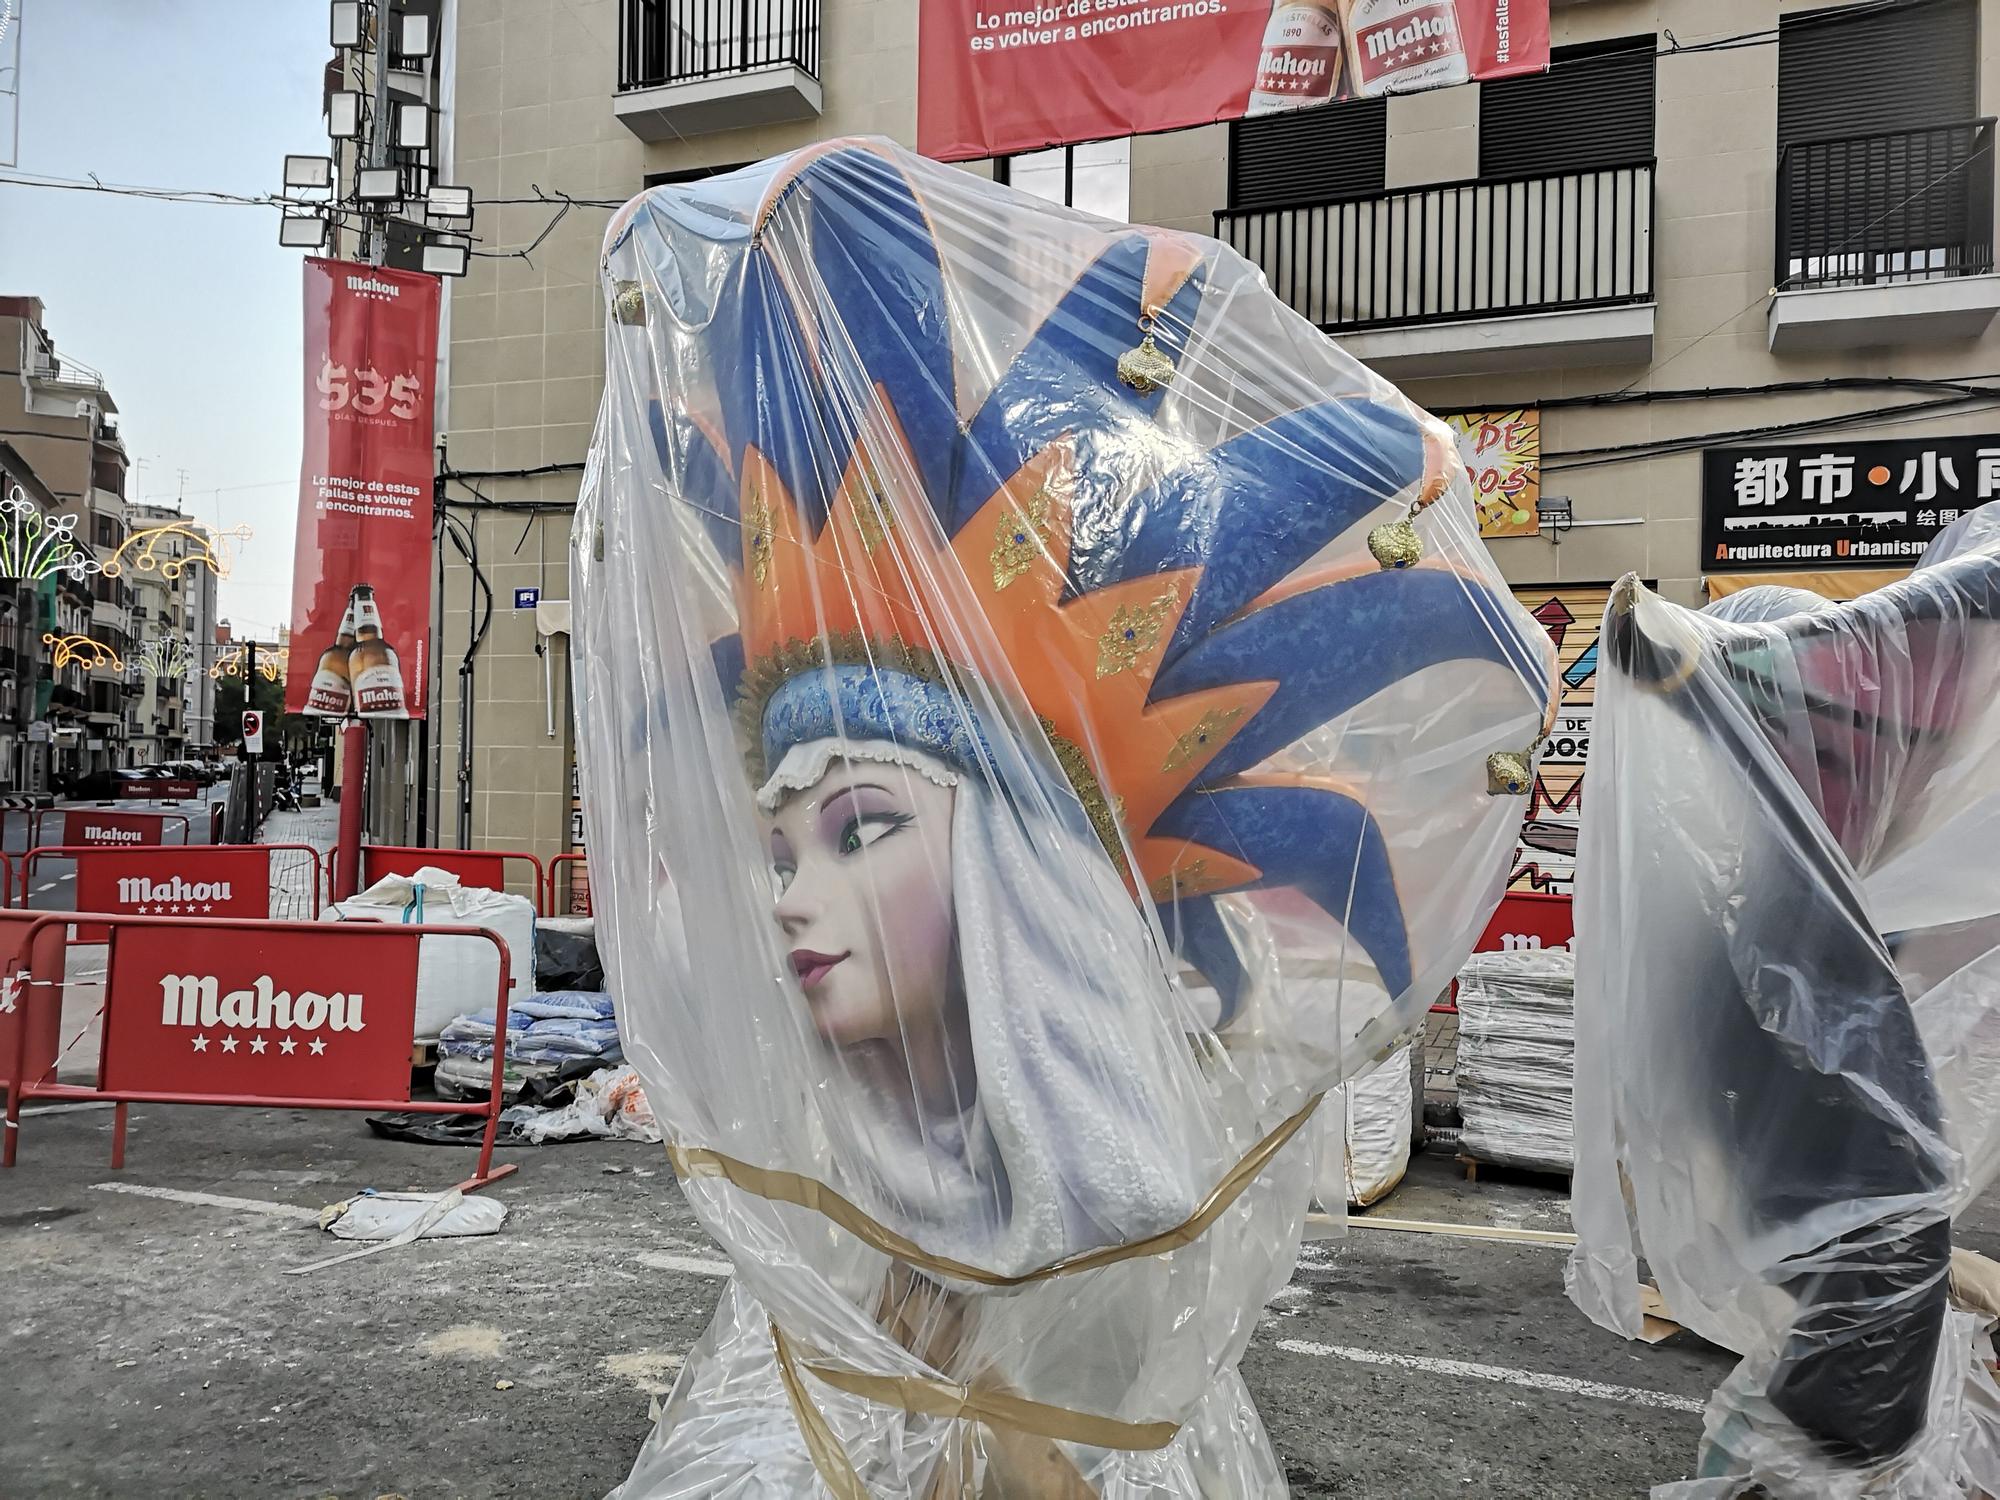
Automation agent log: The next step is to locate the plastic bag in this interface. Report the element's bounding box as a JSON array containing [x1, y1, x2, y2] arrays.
[[1567, 519, 2000, 1497], [580, 139, 1555, 1498], [502, 1064, 664, 1145], [536, 917, 606, 992]]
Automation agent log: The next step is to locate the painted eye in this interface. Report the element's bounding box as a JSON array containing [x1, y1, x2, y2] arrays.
[[839, 812, 909, 855]]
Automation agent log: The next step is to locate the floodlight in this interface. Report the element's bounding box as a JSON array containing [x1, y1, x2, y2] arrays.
[[330, 1, 365, 49], [394, 101, 431, 151], [279, 213, 330, 250], [395, 9, 435, 57], [425, 183, 472, 222], [327, 90, 362, 140], [283, 154, 334, 192], [421, 238, 469, 277], [356, 166, 402, 202]]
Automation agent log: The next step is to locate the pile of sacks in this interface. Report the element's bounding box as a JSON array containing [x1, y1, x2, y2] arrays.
[[436, 989, 622, 1098], [1455, 947, 1576, 1174], [435, 913, 624, 1100]]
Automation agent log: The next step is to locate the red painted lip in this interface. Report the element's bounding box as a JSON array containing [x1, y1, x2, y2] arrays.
[[790, 949, 847, 991]]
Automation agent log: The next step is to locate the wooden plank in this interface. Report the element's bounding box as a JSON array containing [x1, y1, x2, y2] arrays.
[[1308, 1211, 1577, 1247]]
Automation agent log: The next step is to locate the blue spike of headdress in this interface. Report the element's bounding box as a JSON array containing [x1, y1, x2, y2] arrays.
[[1156, 569, 1544, 784], [1079, 401, 1426, 673], [1158, 894, 1251, 1027], [1156, 784, 1413, 1001]]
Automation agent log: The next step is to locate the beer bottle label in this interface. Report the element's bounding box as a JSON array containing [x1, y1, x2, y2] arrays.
[[353, 659, 407, 716], [1250, 4, 1343, 113], [306, 667, 353, 716], [1350, 1, 1468, 96]]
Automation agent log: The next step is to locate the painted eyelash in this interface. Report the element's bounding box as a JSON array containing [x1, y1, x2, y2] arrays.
[[841, 808, 915, 852]]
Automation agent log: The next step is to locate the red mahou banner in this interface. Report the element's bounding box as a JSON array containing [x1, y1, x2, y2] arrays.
[[918, 0, 1549, 161], [286, 259, 437, 721]]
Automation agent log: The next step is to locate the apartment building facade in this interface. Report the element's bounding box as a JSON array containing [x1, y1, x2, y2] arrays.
[[0, 295, 141, 781], [426, 0, 2000, 892]]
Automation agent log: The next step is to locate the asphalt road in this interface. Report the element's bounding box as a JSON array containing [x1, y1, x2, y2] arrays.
[[0, 1104, 1766, 1500]]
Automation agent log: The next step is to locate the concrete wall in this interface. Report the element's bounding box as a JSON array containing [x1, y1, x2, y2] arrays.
[[431, 0, 2000, 857]]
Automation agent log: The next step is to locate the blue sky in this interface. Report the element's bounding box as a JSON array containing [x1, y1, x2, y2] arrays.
[[0, 0, 327, 636]]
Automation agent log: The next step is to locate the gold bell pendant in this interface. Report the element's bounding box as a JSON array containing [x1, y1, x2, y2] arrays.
[[1368, 517, 1423, 570], [1486, 750, 1534, 797], [612, 280, 647, 326], [1117, 329, 1175, 395]]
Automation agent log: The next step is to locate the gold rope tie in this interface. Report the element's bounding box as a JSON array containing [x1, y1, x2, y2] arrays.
[[668, 1093, 1324, 1290], [771, 1319, 1182, 1458]]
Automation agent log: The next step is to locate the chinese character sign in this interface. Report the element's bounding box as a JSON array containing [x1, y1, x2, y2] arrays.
[[1447, 409, 1541, 539], [918, 0, 1549, 161], [1701, 435, 2000, 572], [285, 259, 437, 720]]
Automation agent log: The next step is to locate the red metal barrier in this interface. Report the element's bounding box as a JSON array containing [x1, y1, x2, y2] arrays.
[[1475, 892, 1574, 954], [117, 779, 204, 801], [546, 853, 590, 916], [350, 844, 548, 912], [31, 808, 193, 849], [0, 908, 74, 1096], [20, 845, 323, 922], [3, 914, 518, 1190]]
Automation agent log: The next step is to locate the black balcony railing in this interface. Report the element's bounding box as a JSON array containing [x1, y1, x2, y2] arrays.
[[1777, 119, 1996, 292], [619, 0, 819, 89], [1215, 162, 1655, 334]]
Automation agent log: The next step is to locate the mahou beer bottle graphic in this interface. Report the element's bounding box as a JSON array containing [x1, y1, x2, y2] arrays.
[[305, 598, 358, 716], [1346, 0, 1470, 97], [348, 584, 408, 718], [1247, 1, 1346, 115]]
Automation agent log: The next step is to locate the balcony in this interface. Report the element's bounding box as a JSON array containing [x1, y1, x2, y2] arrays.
[[615, 0, 820, 141], [1216, 162, 1655, 379], [1770, 119, 2000, 352]]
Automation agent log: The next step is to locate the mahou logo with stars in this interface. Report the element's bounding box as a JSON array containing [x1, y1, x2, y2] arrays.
[[101, 924, 423, 1101], [78, 848, 273, 922]]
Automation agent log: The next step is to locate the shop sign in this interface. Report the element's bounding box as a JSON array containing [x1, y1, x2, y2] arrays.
[[1701, 436, 2000, 571], [1447, 409, 1540, 539]]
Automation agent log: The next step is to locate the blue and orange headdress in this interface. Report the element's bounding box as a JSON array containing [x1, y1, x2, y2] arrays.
[[608, 140, 1556, 1019]]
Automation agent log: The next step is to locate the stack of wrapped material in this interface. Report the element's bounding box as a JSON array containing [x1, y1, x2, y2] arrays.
[[1456, 948, 1575, 1174]]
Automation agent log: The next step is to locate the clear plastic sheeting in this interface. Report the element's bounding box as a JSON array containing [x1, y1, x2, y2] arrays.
[[1567, 515, 2000, 1499], [577, 138, 1555, 1498], [1456, 949, 1575, 1175]]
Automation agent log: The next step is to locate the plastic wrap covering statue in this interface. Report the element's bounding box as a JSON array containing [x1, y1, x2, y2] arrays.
[[575, 139, 1557, 1499], [1567, 507, 2000, 1498]]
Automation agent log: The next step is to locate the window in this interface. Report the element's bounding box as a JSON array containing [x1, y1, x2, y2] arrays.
[[1229, 98, 1387, 210], [1779, 0, 1974, 145], [1480, 37, 1656, 178], [995, 138, 1131, 221]]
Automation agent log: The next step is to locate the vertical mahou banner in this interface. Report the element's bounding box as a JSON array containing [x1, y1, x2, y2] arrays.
[[286, 258, 437, 721], [919, 0, 1550, 162]]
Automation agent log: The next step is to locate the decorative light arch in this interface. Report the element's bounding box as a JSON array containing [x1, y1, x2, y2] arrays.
[[103, 520, 254, 581], [138, 636, 195, 680], [43, 632, 124, 671]]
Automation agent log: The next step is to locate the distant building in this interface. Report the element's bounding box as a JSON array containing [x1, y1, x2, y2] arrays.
[[0, 295, 134, 779]]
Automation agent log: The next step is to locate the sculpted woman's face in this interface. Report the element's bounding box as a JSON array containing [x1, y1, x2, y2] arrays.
[[767, 759, 958, 1056]]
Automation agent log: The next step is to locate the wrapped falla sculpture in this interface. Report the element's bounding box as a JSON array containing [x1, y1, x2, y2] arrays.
[[1569, 511, 2000, 1498], [575, 139, 1556, 1497]]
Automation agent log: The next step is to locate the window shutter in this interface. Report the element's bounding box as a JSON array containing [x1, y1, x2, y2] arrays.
[[1479, 37, 1656, 178], [1778, 0, 1976, 146], [1229, 98, 1387, 210]]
